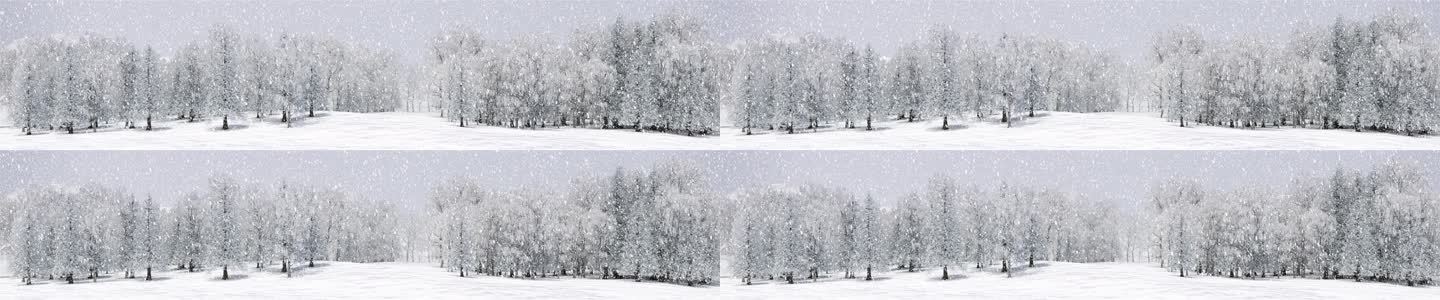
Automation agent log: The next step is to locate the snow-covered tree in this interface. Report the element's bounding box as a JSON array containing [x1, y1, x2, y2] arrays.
[[856, 193, 887, 280], [207, 175, 246, 280], [137, 196, 165, 280], [171, 191, 209, 272], [891, 192, 928, 272], [925, 175, 966, 279]]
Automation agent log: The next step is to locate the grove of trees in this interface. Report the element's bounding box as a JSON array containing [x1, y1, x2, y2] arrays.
[[4, 161, 1438, 287], [732, 28, 1124, 134], [8, 13, 1440, 137], [4, 14, 1133, 137], [2, 25, 405, 134], [428, 162, 723, 285], [6, 175, 402, 284], [426, 16, 1131, 136], [1149, 163, 1440, 286], [728, 176, 1126, 284], [1154, 15, 1440, 135], [428, 16, 729, 135]]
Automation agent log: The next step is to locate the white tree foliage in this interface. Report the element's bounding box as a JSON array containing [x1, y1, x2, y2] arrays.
[[1153, 14, 1440, 135], [1147, 163, 1440, 285], [5, 178, 402, 284]]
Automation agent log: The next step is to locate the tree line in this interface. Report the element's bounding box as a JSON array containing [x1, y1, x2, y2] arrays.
[[733, 28, 1123, 134], [430, 162, 722, 285], [5, 176, 405, 284], [1153, 14, 1440, 135], [2, 14, 1130, 136], [427, 164, 1132, 286], [428, 15, 1126, 136], [10, 13, 1440, 137], [5, 162, 1437, 287], [428, 15, 729, 135], [1, 25, 407, 134], [423, 161, 1440, 288], [729, 176, 1129, 284], [1149, 163, 1440, 286]]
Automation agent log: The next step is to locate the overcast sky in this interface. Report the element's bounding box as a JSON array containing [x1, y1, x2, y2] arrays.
[[2, 151, 1436, 213], [3, 1, 1437, 63]]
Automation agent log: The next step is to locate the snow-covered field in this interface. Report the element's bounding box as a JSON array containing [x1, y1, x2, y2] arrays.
[[1, 111, 1438, 150], [2, 261, 1433, 299]]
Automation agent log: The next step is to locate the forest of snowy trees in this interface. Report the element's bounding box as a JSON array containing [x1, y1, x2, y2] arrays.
[[732, 28, 1123, 133], [728, 179, 1128, 284], [429, 162, 723, 285], [6, 14, 1440, 137], [0, 13, 1129, 137], [3, 162, 1439, 287], [1149, 163, 1440, 285], [0, 25, 406, 134], [425, 162, 1440, 288], [4, 176, 405, 284], [424, 165, 1130, 286], [1153, 15, 1440, 135], [425, 16, 1125, 135], [428, 16, 730, 135]]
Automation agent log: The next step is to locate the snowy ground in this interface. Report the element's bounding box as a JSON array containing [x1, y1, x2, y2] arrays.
[[1, 111, 1439, 150], [2, 261, 1433, 299]]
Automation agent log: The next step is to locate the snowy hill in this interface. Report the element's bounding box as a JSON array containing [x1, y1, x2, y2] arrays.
[[2, 261, 1432, 299], [1, 111, 1438, 150]]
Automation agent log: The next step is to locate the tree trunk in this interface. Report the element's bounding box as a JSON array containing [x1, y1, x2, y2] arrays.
[[146, 267, 152, 280]]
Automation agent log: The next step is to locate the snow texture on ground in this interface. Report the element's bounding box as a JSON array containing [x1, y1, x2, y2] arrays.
[[2, 261, 1434, 299], [1, 111, 1438, 150]]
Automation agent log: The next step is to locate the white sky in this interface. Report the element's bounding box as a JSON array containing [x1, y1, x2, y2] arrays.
[[2, 1, 1436, 64]]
